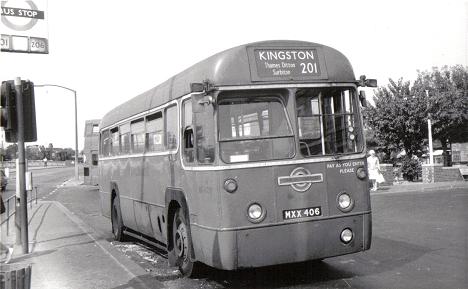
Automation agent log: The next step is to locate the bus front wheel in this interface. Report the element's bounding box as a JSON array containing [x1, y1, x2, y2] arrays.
[[173, 208, 199, 277], [111, 195, 125, 241]]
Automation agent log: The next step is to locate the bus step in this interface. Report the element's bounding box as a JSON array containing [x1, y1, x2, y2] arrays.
[[124, 229, 168, 258]]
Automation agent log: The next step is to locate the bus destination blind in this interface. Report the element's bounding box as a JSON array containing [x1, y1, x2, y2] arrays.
[[252, 48, 322, 80]]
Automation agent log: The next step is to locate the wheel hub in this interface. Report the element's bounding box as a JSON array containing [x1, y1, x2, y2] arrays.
[[112, 207, 117, 234], [175, 223, 188, 258]]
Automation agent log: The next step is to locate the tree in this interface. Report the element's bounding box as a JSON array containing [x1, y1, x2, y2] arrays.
[[47, 143, 54, 160], [364, 65, 468, 166], [363, 78, 427, 158], [413, 65, 468, 165], [26, 145, 43, 160], [54, 148, 74, 161], [39, 145, 47, 159], [4, 144, 18, 160]]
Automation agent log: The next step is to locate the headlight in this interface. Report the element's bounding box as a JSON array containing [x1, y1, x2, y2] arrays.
[[247, 203, 265, 223], [356, 167, 367, 180], [338, 193, 351, 208], [340, 228, 353, 244], [349, 134, 355, 141], [337, 192, 354, 212], [224, 178, 238, 193]]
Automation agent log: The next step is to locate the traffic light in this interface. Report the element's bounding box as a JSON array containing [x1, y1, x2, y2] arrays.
[[21, 80, 37, 142], [1, 81, 18, 142], [0, 80, 37, 142]]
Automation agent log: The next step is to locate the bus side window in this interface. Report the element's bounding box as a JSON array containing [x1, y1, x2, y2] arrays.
[[146, 112, 164, 152], [131, 119, 145, 153], [120, 123, 131, 154], [101, 129, 110, 157], [99, 131, 103, 156], [165, 105, 178, 150], [182, 99, 194, 163], [111, 127, 120, 155]]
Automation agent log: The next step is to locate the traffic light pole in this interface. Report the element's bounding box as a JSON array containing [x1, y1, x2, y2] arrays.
[[14, 77, 29, 254]]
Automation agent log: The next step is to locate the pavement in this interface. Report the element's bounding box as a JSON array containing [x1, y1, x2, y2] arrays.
[[1, 178, 163, 289], [4, 165, 69, 175], [0, 179, 467, 289], [372, 179, 468, 195]]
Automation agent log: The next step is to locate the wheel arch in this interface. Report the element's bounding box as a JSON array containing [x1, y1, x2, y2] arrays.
[[109, 182, 123, 225], [110, 181, 119, 205], [165, 188, 195, 266]]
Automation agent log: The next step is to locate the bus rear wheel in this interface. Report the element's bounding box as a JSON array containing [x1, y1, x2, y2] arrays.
[[173, 208, 199, 277], [111, 195, 125, 241]]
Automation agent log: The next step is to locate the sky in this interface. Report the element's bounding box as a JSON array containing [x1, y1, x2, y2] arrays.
[[0, 0, 467, 150]]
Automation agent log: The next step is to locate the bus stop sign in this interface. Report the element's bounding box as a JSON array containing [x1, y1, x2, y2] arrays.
[[0, 0, 48, 54]]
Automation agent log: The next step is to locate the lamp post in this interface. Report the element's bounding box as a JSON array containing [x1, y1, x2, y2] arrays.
[[35, 84, 79, 180], [426, 89, 434, 165]]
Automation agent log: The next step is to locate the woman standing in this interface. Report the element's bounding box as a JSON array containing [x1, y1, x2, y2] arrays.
[[367, 150, 381, 191]]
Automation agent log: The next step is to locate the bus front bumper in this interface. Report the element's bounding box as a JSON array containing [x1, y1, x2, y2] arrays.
[[191, 212, 371, 270]]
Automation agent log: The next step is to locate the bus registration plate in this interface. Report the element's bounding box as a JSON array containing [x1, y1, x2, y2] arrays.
[[283, 206, 322, 220]]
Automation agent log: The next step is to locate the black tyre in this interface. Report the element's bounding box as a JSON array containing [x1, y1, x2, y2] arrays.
[[173, 208, 199, 277], [111, 195, 125, 241], [1, 186, 6, 192]]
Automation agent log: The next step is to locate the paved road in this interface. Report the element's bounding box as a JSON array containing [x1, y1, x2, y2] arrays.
[[2, 166, 75, 215], [47, 178, 467, 288], [2, 166, 75, 199], [6, 167, 466, 288]]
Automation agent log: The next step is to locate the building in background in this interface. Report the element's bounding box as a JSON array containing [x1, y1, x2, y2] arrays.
[[83, 119, 100, 185]]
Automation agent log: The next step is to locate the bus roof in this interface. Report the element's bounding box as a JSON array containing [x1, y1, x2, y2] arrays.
[[101, 40, 355, 129]]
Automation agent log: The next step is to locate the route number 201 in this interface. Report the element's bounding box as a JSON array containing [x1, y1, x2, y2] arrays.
[[300, 62, 318, 74]]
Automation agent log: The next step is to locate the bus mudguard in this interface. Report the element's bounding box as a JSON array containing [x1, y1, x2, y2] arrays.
[[165, 188, 196, 266], [110, 182, 119, 213]]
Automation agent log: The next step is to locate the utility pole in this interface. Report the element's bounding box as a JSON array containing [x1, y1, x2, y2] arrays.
[[74, 90, 79, 180], [14, 77, 29, 254], [2, 78, 36, 254], [34, 84, 79, 180], [426, 90, 434, 165]]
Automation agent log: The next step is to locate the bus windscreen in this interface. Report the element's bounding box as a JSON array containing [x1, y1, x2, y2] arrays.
[[296, 87, 363, 156], [218, 96, 295, 163]]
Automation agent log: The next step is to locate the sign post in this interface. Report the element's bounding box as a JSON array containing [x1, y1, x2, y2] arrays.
[[1, 0, 49, 54]]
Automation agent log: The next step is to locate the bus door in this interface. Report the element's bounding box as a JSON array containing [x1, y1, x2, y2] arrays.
[[180, 95, 217, 229]]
